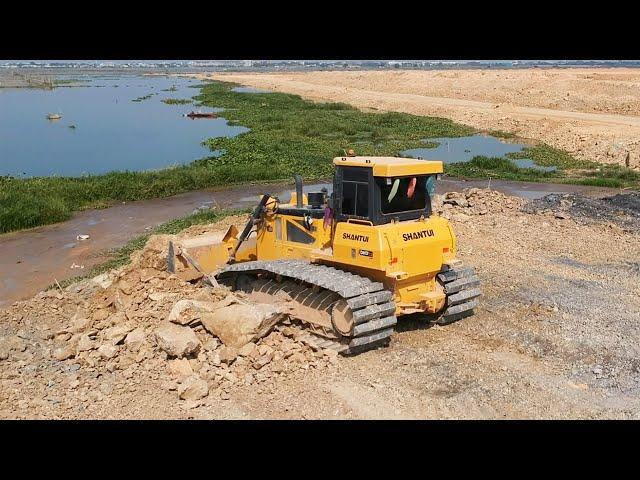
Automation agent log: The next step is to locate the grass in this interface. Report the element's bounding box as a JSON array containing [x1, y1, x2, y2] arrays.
[[53, 79, 91, 87], [162, 98, 193, 105], [447, 143, 640, 188], [194, 81, 473, 180], [162, 86, 178, 92], [485, 130, 517, 139], [132, 93, 155, 102], [2, 79, 639, 235], [53, 207, 248, 289], [446, 155, 558, 182]]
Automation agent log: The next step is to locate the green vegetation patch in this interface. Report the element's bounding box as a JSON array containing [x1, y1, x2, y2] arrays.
[[195, 81, 473, 180], [162, 98, 193, 105], [53, 78, 91, 87], [132, 93, 155, 102], [447, 143, 640, 188], [446, 155, 558, 182]]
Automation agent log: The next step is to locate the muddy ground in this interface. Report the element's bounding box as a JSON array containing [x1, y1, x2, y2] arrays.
[[190, 69, 640, 168], [1, 190, 639, 419]]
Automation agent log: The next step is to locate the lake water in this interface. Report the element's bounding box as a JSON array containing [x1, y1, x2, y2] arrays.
[[0, 75, 249, 177], [402, 134, 557, 172]]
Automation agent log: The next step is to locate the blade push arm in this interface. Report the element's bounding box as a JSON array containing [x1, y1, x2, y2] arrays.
[[228, 194, 270, 262]]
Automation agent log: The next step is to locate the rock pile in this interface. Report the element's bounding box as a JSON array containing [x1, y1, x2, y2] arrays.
[[434, 188, 525, 221], [0, 224, 340, 413], [522, 192, 640, 231], [161, 323, 339, 407]]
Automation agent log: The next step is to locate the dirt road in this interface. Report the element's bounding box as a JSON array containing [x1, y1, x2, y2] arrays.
[[190, 69, 640, 168], [1, 189, 638, 419]]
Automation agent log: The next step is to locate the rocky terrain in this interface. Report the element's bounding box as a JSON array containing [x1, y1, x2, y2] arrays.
[[523, 191, 640, 232], [193, 69, 640, 168], [0, 219, 340, 418], [1, 190, 639, 419]]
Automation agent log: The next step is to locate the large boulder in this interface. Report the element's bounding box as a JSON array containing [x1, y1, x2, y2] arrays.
[[154, 323, 201, 358], [200, 298, 287, 349], [0, 335, 27, 360], [124, 327, 146, 346], [97, 344, 119, 359], [167, 298, 232, 326], [53, 344, 76, 361]]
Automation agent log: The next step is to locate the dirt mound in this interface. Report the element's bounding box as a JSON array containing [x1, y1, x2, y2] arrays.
[[0, 222, 339, 417], [434, 188, 525, 222], [522, 192, 640, 232]]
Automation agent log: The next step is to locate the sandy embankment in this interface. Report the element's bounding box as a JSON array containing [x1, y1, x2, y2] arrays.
[[188, 69, 640, 168]]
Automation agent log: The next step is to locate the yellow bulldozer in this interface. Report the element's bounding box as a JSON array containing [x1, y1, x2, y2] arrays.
[[167, 154, 481, 354]]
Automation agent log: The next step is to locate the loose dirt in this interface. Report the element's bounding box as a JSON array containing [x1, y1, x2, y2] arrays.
[[188, 69, 640, 168], [1, 191, 639, 419]]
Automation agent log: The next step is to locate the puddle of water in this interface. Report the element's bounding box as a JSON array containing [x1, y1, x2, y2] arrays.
[[231, 86, 272, 94], [0, 75, 248, 177], [401, 134, 557, 172], [513, 159, 557, 173], [403, 134, 525, 164]]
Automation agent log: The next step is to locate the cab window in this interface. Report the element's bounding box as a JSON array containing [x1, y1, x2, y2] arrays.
[[286, 220, 315, 244], [377, 176, 428, 214], [341, 168, 369, 217]]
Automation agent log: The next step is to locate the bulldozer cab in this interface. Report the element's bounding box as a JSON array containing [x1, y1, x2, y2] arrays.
[[331, 156, 443, 225]]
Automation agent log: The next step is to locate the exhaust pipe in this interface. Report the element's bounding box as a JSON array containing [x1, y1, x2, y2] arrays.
[[294, 175, 303, 207]]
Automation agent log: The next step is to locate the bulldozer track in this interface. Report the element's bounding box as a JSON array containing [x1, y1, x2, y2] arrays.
[[215, 260, 397, 355], [436, 265, 481, 325]]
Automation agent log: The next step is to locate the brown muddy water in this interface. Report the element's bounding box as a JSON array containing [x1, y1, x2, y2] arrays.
[[0, 178, 620, 308]]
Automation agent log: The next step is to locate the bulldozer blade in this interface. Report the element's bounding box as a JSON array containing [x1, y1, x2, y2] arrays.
[[222, 224, 239, 244], [167, 240, 210, 283], [166, 228, 258, 282]]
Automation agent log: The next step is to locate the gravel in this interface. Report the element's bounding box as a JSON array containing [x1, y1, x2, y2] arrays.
[[523, 192, 640, 231]]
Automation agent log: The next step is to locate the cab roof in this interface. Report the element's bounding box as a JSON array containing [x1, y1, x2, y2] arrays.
[[333, 156, 443, 177]]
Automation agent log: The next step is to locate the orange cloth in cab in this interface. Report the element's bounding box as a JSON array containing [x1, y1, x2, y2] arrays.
[[407, 177, 417, 198]]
